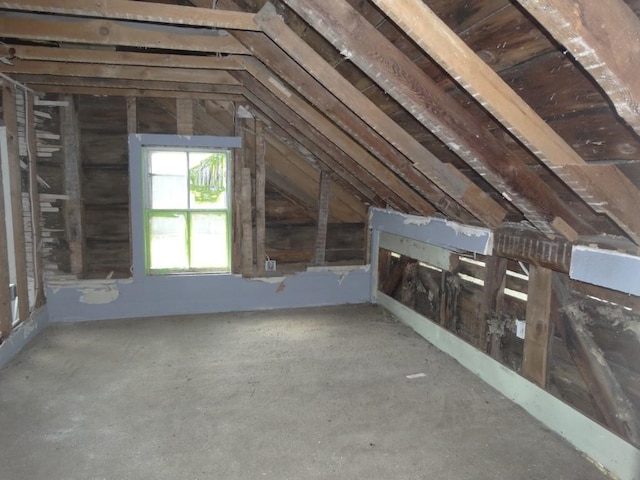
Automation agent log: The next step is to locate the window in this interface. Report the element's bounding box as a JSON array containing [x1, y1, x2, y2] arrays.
[[143, 148, 231, 273]]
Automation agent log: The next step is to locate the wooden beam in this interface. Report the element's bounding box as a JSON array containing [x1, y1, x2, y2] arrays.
[[126, 97, 137, 134], [282, 0, 595, 239], [515, 0, 640, 137], [240, 167, 253, 277], [0, 0, 259, 31], [231, 110, 243, 274], [478, 256, 507, 357], [25, 92, 45, 308], [0, 122, 13, 339], [313, 170, 330, 265], [0, 12, 250, 54], [3, 81, 30, 323], [176, 98, 194, 135], [554, 273, 640, 444], [60, 95, 85, 277], [4, 45, 244, 70], [235, 63, 436, 217], [522, 265, 553, 387], [235, 30, 472, 224], [243, 88, 384, 209], [372, 0, 640, 244], [1, 60, 240, 86], [254, 3, 505, 228], [255, 120, 266, 276]]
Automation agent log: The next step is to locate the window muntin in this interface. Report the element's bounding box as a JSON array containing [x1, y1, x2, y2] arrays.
[[144, 148, 231, 273]]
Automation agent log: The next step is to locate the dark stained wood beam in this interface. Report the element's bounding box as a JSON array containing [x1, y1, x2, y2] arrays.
[[235, 67, 432, 216], [0, 11, 249, 54], [478, 255, 507, 357], [0, 0, 259, 31], [254, 2, 506, 228], [282, 0, 596, 240], [1, 60, 240, 86], [372, 0, 640, 245], [515, 0, 640, 138]]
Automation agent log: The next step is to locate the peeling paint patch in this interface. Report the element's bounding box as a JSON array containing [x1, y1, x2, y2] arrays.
[[79, 285, 120, 304], [250, 276, 287, 284], [307, 265, 370, 273], [403, 215, 433, 226], [276, 282, 286, 293]]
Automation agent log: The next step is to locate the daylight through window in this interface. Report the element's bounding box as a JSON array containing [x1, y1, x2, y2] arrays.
[[144, 149, 231, 273]]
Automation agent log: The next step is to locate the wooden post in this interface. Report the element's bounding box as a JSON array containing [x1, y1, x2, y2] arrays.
[[479, 255, 508, 357], [240, 167, 253, 277], [522, 265, 553, 387], [3, 81, 29, 322], [231, 110, 243, 274], [126, 96, 137, 134], [439, 253, 460, 329], [313, 170, 330, 265], [255, 120, 266, 276], [176, 98, 194, 135], [26, 92, 45, 308], [0, 127, 13, 339], [60, 94, 85, 277]]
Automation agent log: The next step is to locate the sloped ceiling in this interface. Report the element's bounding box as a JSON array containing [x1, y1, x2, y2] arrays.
[[1, 0, 640, 247]]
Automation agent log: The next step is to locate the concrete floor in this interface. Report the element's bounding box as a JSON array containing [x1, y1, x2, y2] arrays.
[[0, 304, 607, 480]]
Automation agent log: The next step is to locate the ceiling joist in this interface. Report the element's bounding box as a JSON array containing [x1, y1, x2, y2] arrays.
[[0, 0, 259, 31]]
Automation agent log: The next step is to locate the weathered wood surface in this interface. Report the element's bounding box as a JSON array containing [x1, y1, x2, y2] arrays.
[[255, 120, 266, 276], [515, 0, 640, 138], [240, 167, 253, 277], [522, 266, 553, 387], [3, 81, 29, 322], [478, 256, 507, 356], [0, 122, 13, 339], [313, 170, 330, 266], [0, 12, 250, 54], [281, 0, 595, 239], [175, 98, 194, 136], [0, 1, 259, 31]]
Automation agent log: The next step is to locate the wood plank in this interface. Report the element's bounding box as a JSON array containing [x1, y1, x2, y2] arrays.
[[60, 95, 85, 277], [313, 170, 330, 265], [255, 120, 266, 276], [3, 82, 29, 323], [231, 110, 243, 274], [522, 265, 553, 387], [5, 44, 244, 70], [0, 121, 13, 339], [0, 12, 249, 54], [255, 3, 506, 228], [176, 98, 194, 135], [235, 63, 436, 217], [373, 0, 640, 244], [478, 256, 507, 357], [1, 60, 240, 86], [126, 97, 137, 134], [554, 273, 640, 444], [515, 0, 640, 137], [25, 92, 45, 308], [240, 167, 253, 277], [282, 0, 595, 239], [0, 0, 259, 31]]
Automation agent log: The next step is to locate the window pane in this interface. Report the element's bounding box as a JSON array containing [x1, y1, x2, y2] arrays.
[[190, 213, 229, 270], [149, 151, 188, 209], [149, 214, 188, 270], [189, 151, 228, 210]]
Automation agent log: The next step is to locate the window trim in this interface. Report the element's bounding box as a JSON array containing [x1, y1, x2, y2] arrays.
[[129, 134, 242, 280]]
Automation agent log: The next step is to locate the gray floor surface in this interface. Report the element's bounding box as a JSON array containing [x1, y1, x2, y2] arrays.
[[0, 304, 608, 480]]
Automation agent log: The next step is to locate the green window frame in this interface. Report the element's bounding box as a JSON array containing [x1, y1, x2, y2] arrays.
[[142, 148, 232, 274]]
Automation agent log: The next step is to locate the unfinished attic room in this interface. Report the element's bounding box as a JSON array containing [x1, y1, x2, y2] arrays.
[[2, 0, 640, 478]]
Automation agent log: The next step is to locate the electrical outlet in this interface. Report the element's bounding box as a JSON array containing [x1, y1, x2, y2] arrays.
[[265, 260, 277, 272]]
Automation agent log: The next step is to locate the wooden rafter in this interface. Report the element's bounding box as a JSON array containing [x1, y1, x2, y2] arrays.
[[232, 27, 474, 224], [0, 12, 249, 54], [254, 2, 505, 228], [0, 0, 259, 31], [234, 65, 435, 217], [1, 60, 240, 85], [3, 45, 244, 70], [515, 0, 640, 138], [372, 0, 640, 244], [281, 0, 596, 240]]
